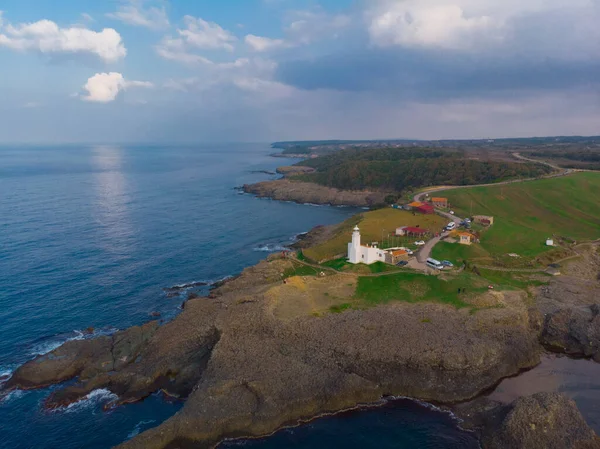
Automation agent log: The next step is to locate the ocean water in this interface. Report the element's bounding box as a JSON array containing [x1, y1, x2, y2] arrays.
[[0, 144, 476, 449]]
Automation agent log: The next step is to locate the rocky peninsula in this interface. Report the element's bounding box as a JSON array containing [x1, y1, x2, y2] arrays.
[[243, 178, 390, 207], [2, 239, 599, 449]]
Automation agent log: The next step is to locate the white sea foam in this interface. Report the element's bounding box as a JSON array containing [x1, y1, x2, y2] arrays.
[[0, 388, 27, 404], [29, 328, 118, 357], [253, 244, 288, 252], [53, 388, 118, 414], [127, 420, 156, 439]]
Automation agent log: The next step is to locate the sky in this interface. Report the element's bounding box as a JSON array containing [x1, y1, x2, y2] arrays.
[[0, 0, 599, 143]]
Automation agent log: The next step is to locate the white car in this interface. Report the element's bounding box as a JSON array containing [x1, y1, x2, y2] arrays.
[[414, 240, 426, 246]]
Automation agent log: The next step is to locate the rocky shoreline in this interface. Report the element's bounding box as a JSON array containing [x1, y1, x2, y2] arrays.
[[2, 238, 599, 448], [243, 179, 391, 207]]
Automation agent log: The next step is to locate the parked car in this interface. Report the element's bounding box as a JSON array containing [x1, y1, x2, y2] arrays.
[[465, 218, 472, 224], [449, 210, 455, 215], [445, 222, 456, 231], [396, 260, 408, 267], [414, 240, 426, 246], [441, 260, 454, 267]]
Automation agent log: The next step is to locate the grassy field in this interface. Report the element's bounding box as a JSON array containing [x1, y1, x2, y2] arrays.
[[354, 272, 487, 308], [431, 241, 491, 265], [444, 172, 600, 258], [304, 208, 447, 262]]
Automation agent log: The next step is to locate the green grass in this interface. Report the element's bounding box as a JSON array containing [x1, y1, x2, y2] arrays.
[[329, 303, 353, 314], [367, 261, 399, 274], [354, 272, 486, 308], [444, 172, 600, 258], [322, 258, 351, 270], [431, 241, 491, 265], [283, 263, 320, 279]]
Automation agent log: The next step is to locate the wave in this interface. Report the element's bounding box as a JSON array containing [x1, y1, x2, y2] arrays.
[[0, 388, 27, 404], [53, 388, 118, 414], [163, 276, 234, 296], [253, 244, 289, 252], [127, 420, 157, 439], [0, 365, 15, 388], [29, 327, 118, 357]]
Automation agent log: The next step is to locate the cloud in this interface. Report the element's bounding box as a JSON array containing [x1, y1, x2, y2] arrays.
[[245, 34, 291, 52], [156, 15, 238, 63], [368, 1, 497, 49], [178, 16, 236, 51], [82, 72, 153, 102], [0, 13, 126, 62], [366, 0, 600, 57], [106, 0, 169, 30]]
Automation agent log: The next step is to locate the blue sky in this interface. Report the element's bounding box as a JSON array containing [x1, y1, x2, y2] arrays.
[[1, 0, 599, 143]]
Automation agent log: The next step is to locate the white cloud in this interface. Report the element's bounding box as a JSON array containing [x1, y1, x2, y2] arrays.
[[156, 36, 214, 64], [82, 72, 153, 103], [178, 16, 236, 51], [245, 34, 291, 52], [366, 0, 600, 56], [368, 1, 498, 49], [106, 0, 169, 30], [0, 13, 126, 62], [156, 16, 238, 63]]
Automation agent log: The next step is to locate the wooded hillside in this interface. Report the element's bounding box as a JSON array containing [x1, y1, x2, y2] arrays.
[[295, 148, 553, 192]]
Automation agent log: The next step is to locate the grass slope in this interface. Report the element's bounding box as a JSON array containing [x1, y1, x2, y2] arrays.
[[354, 272, 486, 309], [444, 172, 600, 258]]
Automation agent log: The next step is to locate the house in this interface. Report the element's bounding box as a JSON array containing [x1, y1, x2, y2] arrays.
[[407, 201, 423, 210], [385, 249, 409, 265], [402, 226, 429, 237], [473, 215, 494, 226], [458, 232, 473, 246], [396, 227, 407, 236], [431, 197, 449, 208], [415, 204, 435, 215], [347, 226, 388, 265], [546, 238, 554, 247]]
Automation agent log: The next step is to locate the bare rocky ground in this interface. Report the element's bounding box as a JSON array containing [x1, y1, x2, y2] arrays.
[[3, 245, 600, 449], [243, 178, 390, 207], [455, 393, 600, 449]]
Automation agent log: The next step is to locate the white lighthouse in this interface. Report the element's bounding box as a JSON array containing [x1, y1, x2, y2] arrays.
[[347, 225, 386, 265], [348, 226, 362, 264]]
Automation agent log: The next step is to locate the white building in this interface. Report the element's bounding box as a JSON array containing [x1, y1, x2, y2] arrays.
[[348, 226, 387, 265]]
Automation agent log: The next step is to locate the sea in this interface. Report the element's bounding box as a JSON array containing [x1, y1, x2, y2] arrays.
[[0, 144, 595, 449]]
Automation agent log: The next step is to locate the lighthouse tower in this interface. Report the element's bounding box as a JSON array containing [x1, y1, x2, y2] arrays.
[[348, 225, 362, 264]]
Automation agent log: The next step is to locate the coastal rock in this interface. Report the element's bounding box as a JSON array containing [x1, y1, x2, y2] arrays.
[[541, 307, 600, 362], [275, 166, 316, 176], [4, 321, 159, 392], [3, 259, 542, 449], [536, 244, 600, 362], [471, 393, 600, 449], [243, 179, 391, 207]]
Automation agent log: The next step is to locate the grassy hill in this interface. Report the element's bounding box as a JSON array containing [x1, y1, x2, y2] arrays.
[[303, 208, 447, 262], [443, 172, 600, 260]]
